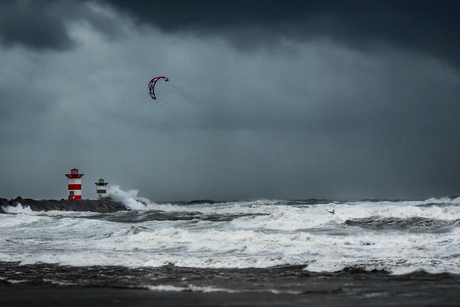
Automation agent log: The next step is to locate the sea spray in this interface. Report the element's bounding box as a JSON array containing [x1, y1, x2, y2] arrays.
[[1, 202, 34, 214], [107, 185, 155, 210]]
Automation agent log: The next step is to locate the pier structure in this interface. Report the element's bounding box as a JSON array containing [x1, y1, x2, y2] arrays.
[[95, 179, 108, 199], [65, 168, 84, 200]]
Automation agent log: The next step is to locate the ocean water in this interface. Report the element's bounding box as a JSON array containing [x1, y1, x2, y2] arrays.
[[1, 187, 460, 305]]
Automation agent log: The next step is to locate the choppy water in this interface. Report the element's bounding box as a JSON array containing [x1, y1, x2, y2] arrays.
[[1, 187, 460, 304]]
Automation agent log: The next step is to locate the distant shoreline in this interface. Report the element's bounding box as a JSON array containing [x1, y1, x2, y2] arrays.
[[0, 196, 127, 213]]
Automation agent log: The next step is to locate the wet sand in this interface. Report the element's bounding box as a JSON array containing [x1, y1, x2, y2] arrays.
[[0, 284, 456, 307], [2, 285, 309, 307]]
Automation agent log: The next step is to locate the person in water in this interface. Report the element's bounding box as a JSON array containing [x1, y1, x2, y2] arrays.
[[326, 209, 335, 215]]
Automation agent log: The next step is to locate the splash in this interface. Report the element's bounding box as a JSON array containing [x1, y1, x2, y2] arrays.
[[1, 202, 34, 214], [106, 185, 155, 210]]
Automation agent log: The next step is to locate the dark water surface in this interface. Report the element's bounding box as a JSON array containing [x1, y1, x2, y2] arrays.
[[1, 262, 460, 306]]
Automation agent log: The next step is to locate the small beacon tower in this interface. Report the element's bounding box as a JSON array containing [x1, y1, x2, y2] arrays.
[[95, 179, 108, 199], [65, 168, 84, 200]]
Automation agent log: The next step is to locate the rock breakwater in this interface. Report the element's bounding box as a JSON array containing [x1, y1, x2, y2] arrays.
[[0, 197, 127, 213]]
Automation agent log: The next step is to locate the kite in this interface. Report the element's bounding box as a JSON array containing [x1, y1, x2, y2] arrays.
[[148, 76, 169, 99]]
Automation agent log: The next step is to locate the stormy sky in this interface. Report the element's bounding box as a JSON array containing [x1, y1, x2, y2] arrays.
[[1, 0, 459, 201]]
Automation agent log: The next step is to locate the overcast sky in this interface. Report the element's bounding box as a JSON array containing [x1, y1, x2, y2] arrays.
[[1, 0, 459, 201]]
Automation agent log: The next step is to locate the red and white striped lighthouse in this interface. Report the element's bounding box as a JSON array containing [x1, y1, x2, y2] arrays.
[[65, 168, 84, 200]]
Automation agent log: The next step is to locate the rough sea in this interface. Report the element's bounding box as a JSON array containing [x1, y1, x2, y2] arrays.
[[1, 187, 460, 306]]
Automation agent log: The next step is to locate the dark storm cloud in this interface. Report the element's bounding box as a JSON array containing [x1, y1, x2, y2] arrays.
[[2, 0, 459, 66], [0, 0, 74, 50], [0, 0, 126, 51], [106, 0, 460, 66]]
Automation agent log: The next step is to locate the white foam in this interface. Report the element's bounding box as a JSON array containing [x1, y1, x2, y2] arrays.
[[2, 202, 34, 214], [4, 222, 457, 272], [147, 284, 238, 293], [0, 212, 43, 228], [1, 195, 460, 274], [147, 284, 302, 295]]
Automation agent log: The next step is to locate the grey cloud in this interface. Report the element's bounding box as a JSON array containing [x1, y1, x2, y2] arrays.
[[106, 0, 460, 66], [0, 0, 127, 51], [2, 0, 459, 67], [0, 0, 75, 50]]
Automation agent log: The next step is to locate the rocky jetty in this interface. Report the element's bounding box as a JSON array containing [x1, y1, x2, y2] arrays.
[[0, 197, 127, 214]]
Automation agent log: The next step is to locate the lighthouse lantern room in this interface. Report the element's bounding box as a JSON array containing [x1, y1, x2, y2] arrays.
[[65, 168, 84, 200], [95, 178, 108, 199]]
